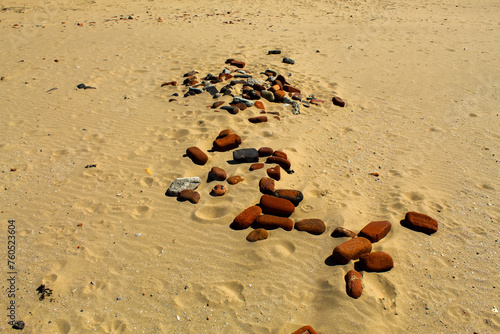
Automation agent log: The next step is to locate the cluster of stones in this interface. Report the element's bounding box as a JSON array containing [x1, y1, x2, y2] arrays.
[[332, 212, 438, 299]]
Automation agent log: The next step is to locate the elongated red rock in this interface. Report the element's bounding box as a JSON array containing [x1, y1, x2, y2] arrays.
[[358, 252, 394, 272], [332, 96, 345, 107], [272, 150, 287, 159], [217, 129, 232, 138], [227, 175, 243, 185], [230, 60, 245, 68], [283, 85, 300, 93], [401, 212, 438, 234], [246, 228, 269, 242], [266, 156, 291, 170], [259, 194, 294, 217], [209, 167, 227, 181], [295, 219, 326, 235], [258, 147, 273, 157], [231, 206, 262, 230], [249, 116, 268, 123], [291, 325, 318, 334], [259, 177, 275, 195], [332, 237, 372, 264], [267, 165, 281, 181], [253, 215, 293, 231], [250, 163, 264, 171], [212, 101, 225, 108], [274, 90, 286, 101], [213, 133, 242, 151], [186, 146, 208, 165], [161, 81, 177, 87], [273, 189, 303, 206], [358, 220, 391, 242], [345, 270, 363, 299]]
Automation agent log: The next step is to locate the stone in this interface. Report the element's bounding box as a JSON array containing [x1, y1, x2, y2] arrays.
[[259, 194, 294, 217], [292, 93, 302, 101], [284, 85, 300, 93], [358, 221, 392, 242], [401, 211, 438, 235], [204, 85, 219, 96], [231, 206, 262, 230], [273, 151, 287, 159], [295, 219, 326, 235], [273, 189, 303, 207], [253, 83, 266, 91], [232, 102, 248, 111], [283, 57, 295, 64], [248, 90, 261, 100], [217, 129, 232, 138], [291, 325, 318, 334], [332, 96, 345, 107], [227, 175, 244, 185], [274, 90, 286, 101], [259, 177, 275, 195], [266, 156, 291, 170], [267, 165, 281, 181], [221, 106, 240, 115], [183, 70, 198, 77], [161, 81, 177, 87], [183, 76, 198, 86], [213, 133, 242, 151], [169, 98, 177, 102], [250, 163, 264, 171], [249, 116, 268, 123], [209, 167, 227, 181], [254, 100, 265, 110], [233, 148, 259, 163], [166, 177, 202, 196], [178, 189, 200, 204], [358, 252, 394, 272], [187, 87, 202, 95], [332, 227, 357, 238], [261, 90, 275, 102], [212, 101, 225, 108], [253, 215, 294, 231], [345, 270, 363, 299], [332, 237, 372, 264], [232, 97, 254, 107], [230, 60, 245, 68], [246, 228, 269, 242], [210, 184, 226, 196], [258, 147, 274, 157], [264, 69, 277, 77], [276, 74, 287, 85], [292, 101, 301, 115], [186, 147, 208, 165], [267, 50, 281, 55]]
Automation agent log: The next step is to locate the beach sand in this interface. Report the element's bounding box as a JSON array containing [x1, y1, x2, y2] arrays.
[[0, 0, 499, 333]]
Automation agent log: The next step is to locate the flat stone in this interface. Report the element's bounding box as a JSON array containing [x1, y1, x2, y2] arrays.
[[178, 189, 200, 204], [358, 252, 394, 272], [217, 129, 232, 138], [253, 215, 294, 231], [233, 148, 259, 163], [209, 167, 227, 181], [273, 189, 303, 206], [231, 206, 262, 230], [332, 227, 357, 238], [291, 325, 318, 334], [267, 165, 281, 181], [401, 211, 438, 234], [246, 228, 269, 242], [250, 163, 264, 171], [273, 151, 287, 159], [259, 177, 275, 195], [227, 175, 244, 185], [204, 85, 219, 96], [274, 90, 286, 101], [266, 156, 291, 170], [294, 219, 325, 235], [221, 105, 240, 114], [232, 97, 254, 107], [284, 85, 300, 93], [332, 96, 345, 107], [249, 116, 268, 123], [267, 50, 281, 55], [161, 81, 177, 87], [186, 146, 208, 165], [358, 221, 392, 242], [254, 100, 265, 110], [230, 60, 245, 68], [212, 101, 225, 108], [258, 147, 273, 157], [259, 194, 294, 217], [213, 133, 242, 151], [345, 270, 363, 299], [261, 90, 275, 102], [332, 237, 372, 264], [166, 177, 202, 196], [283, 57, 295, 64]]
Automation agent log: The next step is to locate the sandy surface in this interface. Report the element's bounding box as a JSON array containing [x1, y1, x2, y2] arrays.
[[0, 0, 499, 333]]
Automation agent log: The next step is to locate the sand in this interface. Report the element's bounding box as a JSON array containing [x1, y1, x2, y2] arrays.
[[0, 0, 499, 333]]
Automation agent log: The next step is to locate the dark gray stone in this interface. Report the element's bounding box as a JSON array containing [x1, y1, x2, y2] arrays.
[[204, 85, 219, 96], [283, 57, 295, 64], [233, 148, 259, 163], [221, 105, 240, 114]]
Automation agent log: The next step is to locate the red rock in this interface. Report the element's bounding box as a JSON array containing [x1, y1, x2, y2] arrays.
[[345, 270, 363, 299], [217, 129, 233, 138], [183, 76, 198, 86], [225, 58, 235, 64], [186, 146, 208, 165], [272, 79, 283, 90], [291, 93, 302, 100], [210, 184, 226, 196], [230, 60, 245, 68], [253, 215, 294, 231], [259, 177, 275, 195], [310, 99, 325, 105], [246, 228, 269, 242], [253, 83, 266, 91], [161, 81, 177, 87], [227, 175, 243, 185], [242, 94, 251, 100], [267, 165, 281, 181], [169, 98, 177, 102], [332, 227, 357, 238], [231, 102, 247, 111], [402, 212, 438, 234], [291, 325, 318, 334], [274, 90, 286, 101], [232, 206, 262, 230], [283, 85, 301, 93], [250, 163, 264, 171], [332, 237, 372, 264], [272, 150, 287, 159], [274, 116, 281, 121], [273, 189, 303, 206], [266, 156, 291, 170], [254, 100, 265, 110], [295, 219, 325, 235], [358, 252, 394, 272], [358, 221, 391, 242], [219, 73, 233, 81], [276, 74, 287, 85], [259, 194, 294, 217], [178, 189, 200, 204], [212, 101, 225, 108], [249, 116, 268, 123], [258, 147, 273, 157], [332, 96, 345, 107], [213, 133, 242, 151], [209, 167, 227, 181], [270, 84, 281, 92]]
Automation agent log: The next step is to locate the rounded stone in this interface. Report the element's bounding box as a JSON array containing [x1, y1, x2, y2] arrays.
[[213, 133, 242, 151], [358, 220, 392, 242], [259, 194, 294, 217], [246, 228, 269, 242], [295, 219, 326, 235], [231, 206, 262, 230], [272, 150, 287, 159], [210, 184, 226, 196], [227, 175, 244, 185], [209, 167, 227, 181], [253, 215, 294, 231], [250, 163, 265, 171], [345, 270, 363, 299], [273, 189, 304, 206], [186, 146, 208, 165], [332, 227, 357, 238], [178, 189, 200, 204], [266, 156, 291, 170], [259, 177, 275, 195], [258, 147, 274, 157], [401, 211, 438, 235], [332, 237, 372, 264], [267, 165, 281, 181], [332, 96, 345, 107], [274, 90, 286, 101], [358, 252, 394, 272], [254, 100, 265, 110], [249, 116, 268, 123]]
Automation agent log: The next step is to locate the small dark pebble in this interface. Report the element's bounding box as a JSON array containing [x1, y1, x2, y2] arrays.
[[267, 50, 281, 55], [283, 57, 295, 64], [12, 321, 25, 330]]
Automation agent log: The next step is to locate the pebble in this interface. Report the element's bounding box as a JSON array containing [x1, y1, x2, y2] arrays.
[[332, 96, 346, 107], [292, 101, 301, 115], [232, 97, 254, 107], [261, 90, 275, 102], [264, 69, 277, 77], [253, 215, 294, 231], [249, 116, 268, 123], [292, 93, 302, 101], [267, 50, 281, 55], [284, 85, 301, 93], [259, 177, 275, 195], [233, 148, 259, 163], [178, 189, 200, 204], [186, 146, 208, 165], [401, 211, 438, 234], [230, 60, 246, 68], [283, 57, 295, 64], [205, 85, 219, 95], [210, 184, 226, 196], [294, 219, 325, 235], [274, 90, 286, 101], [217, 129, 232, 138], [221, 105, 240, 114], [358, 221, 392, 243], [254, 100, 265, 110], [250, 163, 264, 171], [345, 270, 363, 299], [267, 165, 281, 181], [232, 102, 248, 111], [276, 74, 287, 85], [266, 156, 291, 170], [358, 252, 394, 272], [253, 83, 266, 91], [213, 133, 242, 151], [248, 90, 261, 100], [209, 167, 227, 181], [259, 194, 295, 217], [331, 237, 372, 264], [258, 147, 274, 157], [273, 150, 287, 159], [212, 101, 225, 108], [291, 325, 318, 334], [231, 206, 262, 229], [166, 177, 202, 196], [183, 70, 198, 77], [161, 81, 177, 87], [273, 189, 303, 206], [227, 175, 244, 185], [332, 227, 357, 238], [246, 228, 269, 242]]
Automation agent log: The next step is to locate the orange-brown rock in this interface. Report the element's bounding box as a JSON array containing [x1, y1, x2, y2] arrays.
[[231, 206, 262, 230], [276, 74, 287, 85], [254, 100, 265, 110], [358, 220, 391, 242], [259, 194, 294, 217], [249, 116, 268, 123], [267, 165, 281, 181], [183, 76, 198, 86], [332, 237, 372, 264], [358, 252, 394, 272], [401, 211, 438, 235], [253, 215, 294, 231], [266, 156, 291, 170], [274, 90, 286, 101], [332, 96, 345, 107], [270, 84, 281, 92], [186, 146, 208, 165], [273, 189, 303, 206], [258, 147, 273, 157], [295, 219, 326, 235], [213, 133, 242, 151], [217, 129, 233, 138], [161, 81, 177, 87], [250, 163, 264, 171], [272, 150, 287, 159], [283, 84, 301, 93], [230, 60, 245, 68], [332, 227, 357, 238], [211, 101, 225, 108], [259, 177, 275, 195], [246, 228, 269, 242], [227, 175, 243, 185], [210, 184, 226, 196], [291, 325, 318, 334], [345, 270, 363, 299], [209, 167, 227, 181], [178, 189, 200, 204], [232, 102, 248, 110], [291, 93, 302, 101]]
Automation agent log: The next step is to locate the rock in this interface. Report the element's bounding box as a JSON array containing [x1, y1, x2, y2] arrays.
[[332, 96, 345, 107], [234, 74, 252, 79], [292, 93, 302, 101], [161, 81, 177, 87], [259, 177, 275, 195], [267, 165, 281, 181], [273, 150, 287, 159], [264, 69, 277, 77], [295, 219, 326, 235], [12, 321, 25, 330], [227, 175, 244, 185], [253, 215, 294, 231], [258, 147, 274, 157], [232, 102, 248, 111], [232, 97, 254, 107], [204, 85, 219, 96], [259, 194, 294, 217], [345, 270, 363, 299], [169, 98, 177, 102], [267, 50, 281, 55], [284, 85, 300, 93], [212, 101, 225, 108], [270, 84, 281, 92], [358, 221, 392, 242], [291, 325, 318, 334], [178, 189, 200, 204], [209, 167, 227, 181], [358, 252, 394, 272], [332, 237, 372, 264], [310, 99, 325, 105], [213, 133, 242, 151], [231, 206, 262, 230], [273, 189, 303, 206], [401, 212, 438, 234], [250, 163, 264, 171], [261, 90, 275, 102], [274, 90, 286, 101], [230, 60, 245, 68], [283, 57, 295, 64], [253, 83, 266, 91], [254, 100, 265, 110], [248, 90, 261, 100], [217, 129, 232, 138], [332, 227, 357, 238], [292, 101, 301, 115], [221, 105, 240, 114], [249, 116, 268, 123], [266, 156, 291, 170], [246, 228, 269, 242], [183, 76, 198, 86], [186, 147, 208, 165], [210, 184, 226, 196], [282, 96, 294, 104], [183, 70, 198, 77], [233, 148, 259, 163], [188, 87, 203, 95], [166, 177, 201, 196], [276, 74, 287, 85]]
